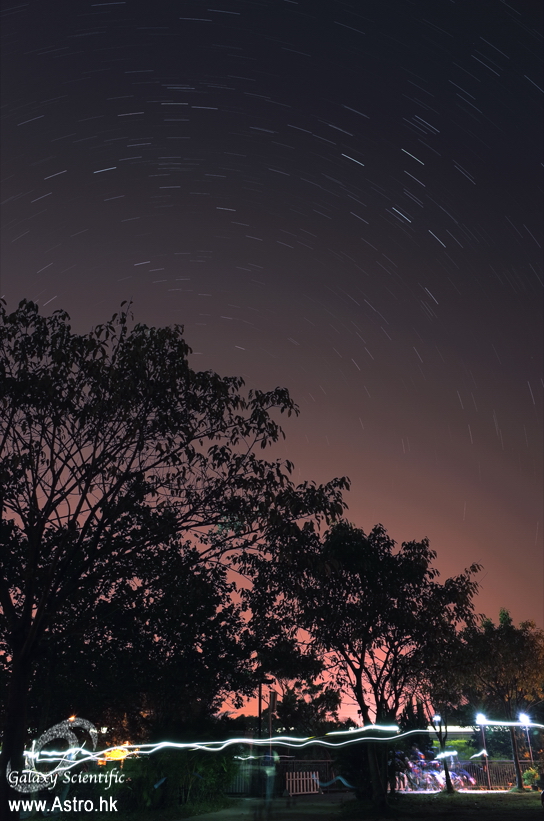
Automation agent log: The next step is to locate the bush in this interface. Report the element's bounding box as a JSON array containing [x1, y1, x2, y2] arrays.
[[522, 767, 539, 787], [118, 749, 239, 810]]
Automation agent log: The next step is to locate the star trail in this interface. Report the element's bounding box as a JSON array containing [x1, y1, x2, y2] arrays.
[[1, 0, 542, 624]]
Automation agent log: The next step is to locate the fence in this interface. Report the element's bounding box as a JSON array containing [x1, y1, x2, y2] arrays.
[[279, 759, 334, 790], [285, 771, 319, 795], [228, 757, 535, 796], [228, 758, 334, 797], [397, 759, 536, 791], [458, 759, 535, 790], [228, 760, 254, 795]]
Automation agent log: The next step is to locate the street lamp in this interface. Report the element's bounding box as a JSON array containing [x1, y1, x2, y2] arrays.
[[257, 677, 275, 739], [476, 713, 492, 790], [432, 715, 443, 751], [519, 713, 534, 765]]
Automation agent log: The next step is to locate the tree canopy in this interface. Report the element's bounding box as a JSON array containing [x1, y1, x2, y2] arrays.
[[274, 680, 343, 737], [0, 299, 348, 818], [18, 544, 251, 743], [4, 299, 536, 814], [246, 520, 480, 805], [459, 609, 544, 788]]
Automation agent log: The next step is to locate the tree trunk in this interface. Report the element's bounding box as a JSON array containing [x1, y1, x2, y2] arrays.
[[367, 742, 388, 811], [443, 756, 455, 793], [440, 729, 455, 794], [0, 651, 33, 820], [387, 752, 396, 796], [435, 723, 455, 793], [509, 725, 524, 790]]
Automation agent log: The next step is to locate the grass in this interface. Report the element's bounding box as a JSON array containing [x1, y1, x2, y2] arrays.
[[340, 790, 543, 820], [70, 790, 544, 820]]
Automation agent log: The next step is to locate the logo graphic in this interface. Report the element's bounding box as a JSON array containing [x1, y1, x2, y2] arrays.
[[7, 718, 97, 793]]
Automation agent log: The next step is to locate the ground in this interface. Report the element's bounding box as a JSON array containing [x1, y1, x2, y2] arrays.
[[341, 790, 543, 820], [90, 790, 544, 820], [178, 791, 543, 821]]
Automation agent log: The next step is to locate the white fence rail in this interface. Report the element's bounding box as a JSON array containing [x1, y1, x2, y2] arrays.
[[285, 771, 320, 795]]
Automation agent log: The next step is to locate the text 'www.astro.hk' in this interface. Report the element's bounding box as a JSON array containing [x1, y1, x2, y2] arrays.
[[9, 796, 118, 813]]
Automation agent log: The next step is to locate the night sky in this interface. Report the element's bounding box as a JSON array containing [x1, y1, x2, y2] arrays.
[[1, 0, 543, 631]]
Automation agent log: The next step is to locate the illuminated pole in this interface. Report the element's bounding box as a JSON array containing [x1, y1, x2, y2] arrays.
[[432, 714, 442, 741], [258, 682, 262, 740], [269, 690, 277, 755], [476, 714, 492, 790], [258, 677, 275, 739], [519, 714, 534, 766]]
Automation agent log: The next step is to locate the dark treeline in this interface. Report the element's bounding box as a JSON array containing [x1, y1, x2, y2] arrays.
[[1, 302, 543, 817]]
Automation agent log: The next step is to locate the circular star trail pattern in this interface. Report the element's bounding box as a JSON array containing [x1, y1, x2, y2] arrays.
[[1, 0, 543, 625]]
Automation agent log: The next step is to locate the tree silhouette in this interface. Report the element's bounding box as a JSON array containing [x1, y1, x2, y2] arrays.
[[460, 609, 544, 790], [0, 299, 348, 817], [246, 520, 480, 809]]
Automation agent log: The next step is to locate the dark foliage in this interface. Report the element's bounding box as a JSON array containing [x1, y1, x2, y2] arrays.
[[0, 299, 347, 818]]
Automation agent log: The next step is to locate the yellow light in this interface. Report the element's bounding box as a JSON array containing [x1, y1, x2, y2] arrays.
[[102, 748, 129, 761]]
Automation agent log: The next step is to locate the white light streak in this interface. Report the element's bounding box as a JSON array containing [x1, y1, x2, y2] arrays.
[[341, 154, 365, 167], [27, 718, 543, 772], [44, 170, 67, 180], [428, 230, 446, 247], [401, 149, 424, 164]]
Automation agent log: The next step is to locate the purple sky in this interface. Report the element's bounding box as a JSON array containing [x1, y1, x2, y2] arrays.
[[1, 0, 542, 629]]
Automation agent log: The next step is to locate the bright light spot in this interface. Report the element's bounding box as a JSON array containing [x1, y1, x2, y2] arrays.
[[101, 748, 128, 761], [476, 713, 487, 724], [470, 748, 489, 758]]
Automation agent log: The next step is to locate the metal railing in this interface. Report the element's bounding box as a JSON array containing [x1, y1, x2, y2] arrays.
[[229, 757, 536, 795], [458, 759, 534, 790], [397, 759, 536, 791]]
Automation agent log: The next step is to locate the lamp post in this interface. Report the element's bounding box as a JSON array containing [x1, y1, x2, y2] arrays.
[[476, 713, 492, 790], [268, 689, 278, 759], [432, 714, 443, 752], [257, 678, 275, 739], [519, 713, 534, 766]]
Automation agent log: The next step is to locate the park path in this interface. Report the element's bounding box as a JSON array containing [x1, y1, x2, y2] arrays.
[[180, 793, 350, 820]]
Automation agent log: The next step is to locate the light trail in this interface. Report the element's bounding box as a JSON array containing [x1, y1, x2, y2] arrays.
[[24, 718, 544, 771]]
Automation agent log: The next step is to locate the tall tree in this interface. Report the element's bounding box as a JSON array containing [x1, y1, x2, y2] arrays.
[[419, 631, 476, 793], [19, 543, 253, 743], [246, 521, 480, 808], [461, 609, 544, 790], [0, 299, 347, 817]]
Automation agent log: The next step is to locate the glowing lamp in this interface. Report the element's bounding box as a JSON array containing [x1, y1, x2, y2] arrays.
[[519, 714, 534, 764], [102, 747, 128, 761], [475, 714, 491, 788]]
